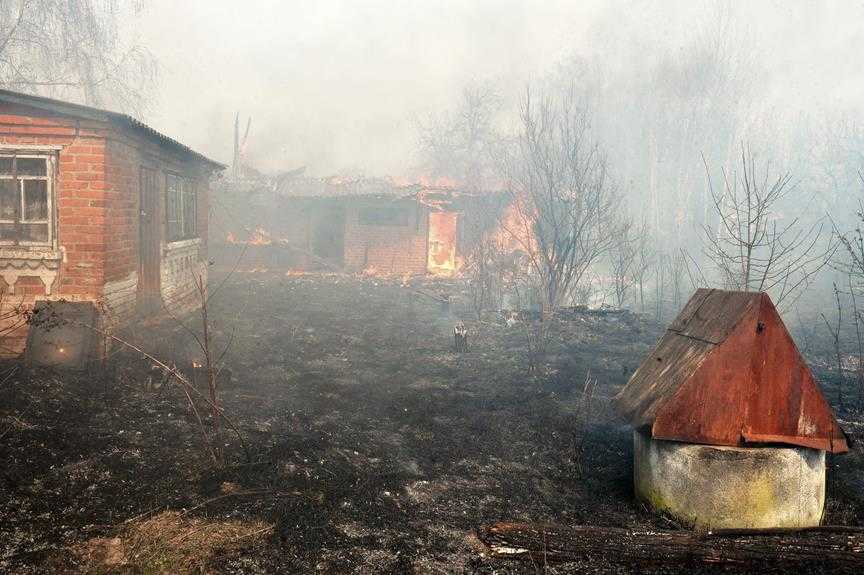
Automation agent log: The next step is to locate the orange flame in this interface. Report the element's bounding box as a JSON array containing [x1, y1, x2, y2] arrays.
[[225, 227, 272, 245], [386, 175, 460, 189], [492, 195, 536, 256], [248, 227, 272, 245], [427, 211, 462, 277]]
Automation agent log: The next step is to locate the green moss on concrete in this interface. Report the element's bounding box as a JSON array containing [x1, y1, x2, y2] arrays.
[[632, 431, 825, 529], [743, 474, 777, 526]]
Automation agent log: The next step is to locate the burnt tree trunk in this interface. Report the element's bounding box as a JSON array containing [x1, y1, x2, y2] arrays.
[[476, 522, 864, 568]]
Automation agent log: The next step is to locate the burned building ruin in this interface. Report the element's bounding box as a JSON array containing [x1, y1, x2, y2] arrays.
[[211, 175, 504, 277]]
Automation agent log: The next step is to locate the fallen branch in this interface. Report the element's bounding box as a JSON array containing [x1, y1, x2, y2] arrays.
[[476, 522, 864, 568], [0, 403, 32, 441], [178, 489, 300, 516], [179, 376, 218, 464], [412, 289, 449, 303]]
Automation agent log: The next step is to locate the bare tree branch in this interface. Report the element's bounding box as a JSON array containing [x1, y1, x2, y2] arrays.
[[0, 0, 158, 116], [499, 83, 626, 313], [700, 144, 833, 306]]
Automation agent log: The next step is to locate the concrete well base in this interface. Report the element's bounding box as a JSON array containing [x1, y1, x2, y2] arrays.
[[633, 430, 825, 529]]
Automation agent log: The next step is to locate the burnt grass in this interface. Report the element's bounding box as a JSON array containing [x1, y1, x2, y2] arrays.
[[1, 272, 863, 574]]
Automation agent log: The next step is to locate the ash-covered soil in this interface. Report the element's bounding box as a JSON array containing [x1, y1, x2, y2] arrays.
[[1, 272, 863, 573]]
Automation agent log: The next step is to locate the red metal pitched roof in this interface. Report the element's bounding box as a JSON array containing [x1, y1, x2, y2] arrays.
[[614, 289, 848, 453]]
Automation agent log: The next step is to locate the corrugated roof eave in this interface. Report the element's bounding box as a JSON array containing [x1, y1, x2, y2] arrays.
[[0, 88, 225, 170]]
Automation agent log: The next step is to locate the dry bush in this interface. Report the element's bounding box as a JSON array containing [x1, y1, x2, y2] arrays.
[[522, 314, 552, 374], [465, 235, 506, 319], [571, 371, 598, 479], [66, 511, 272, 574]]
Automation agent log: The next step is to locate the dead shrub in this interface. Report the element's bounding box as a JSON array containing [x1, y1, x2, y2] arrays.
[[571, 371, 598, 479], [65, 511, 272, 574]]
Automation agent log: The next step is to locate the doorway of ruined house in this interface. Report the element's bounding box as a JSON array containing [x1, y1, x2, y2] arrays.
[[427, 211, 459, 275], [137, 167, 161, 313], [311, 203, 345, 268]]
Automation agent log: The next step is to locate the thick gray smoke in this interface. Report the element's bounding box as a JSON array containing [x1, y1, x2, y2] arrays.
[[134, 0, 863, 177]]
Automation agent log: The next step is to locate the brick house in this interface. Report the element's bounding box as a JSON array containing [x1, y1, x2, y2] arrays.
[[0, 89, 224, 353], [213, 176, 500, 276]]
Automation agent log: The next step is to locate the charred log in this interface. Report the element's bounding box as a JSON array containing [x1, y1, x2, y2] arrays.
[[476, 522, 864, 568]]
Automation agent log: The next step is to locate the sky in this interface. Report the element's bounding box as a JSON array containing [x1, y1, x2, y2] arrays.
[[131, 0, 864, 175]]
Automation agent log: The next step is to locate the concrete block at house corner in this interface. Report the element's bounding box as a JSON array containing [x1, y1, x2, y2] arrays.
[[633, 430, 826, 529]]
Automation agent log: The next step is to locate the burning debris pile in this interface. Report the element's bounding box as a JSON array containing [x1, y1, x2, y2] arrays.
[[210, 171, 508, 279], [225, 227, 273, 246]]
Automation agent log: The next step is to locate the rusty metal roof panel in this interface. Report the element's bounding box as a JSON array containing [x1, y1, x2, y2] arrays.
[[668, 288, 760, 344], [613, 333, 715, 428], [614, 290, 848, 453]]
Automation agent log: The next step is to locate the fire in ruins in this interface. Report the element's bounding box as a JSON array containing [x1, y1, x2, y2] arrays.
[[0, 2, 864, 574]]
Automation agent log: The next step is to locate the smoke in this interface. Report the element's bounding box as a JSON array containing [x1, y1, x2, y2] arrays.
[[132, 0, 864, 180]]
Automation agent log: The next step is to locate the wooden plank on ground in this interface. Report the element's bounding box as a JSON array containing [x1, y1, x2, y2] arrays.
[[476, 522, 864, 568]]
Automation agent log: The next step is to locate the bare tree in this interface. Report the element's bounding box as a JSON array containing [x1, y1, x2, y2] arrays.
[[810, 114, 864, 217], [666, 249, 689, 312], [609, 221, 637, 309], [500, 85, 625, 314], [821, 283, 846, 410], [631, 222, 655, 314], [653, 248, 667, 323], [700, 145, 831, 306], [830, 172, 864, 408], [0, 0, 157, 115], [617, 3, 756, 251], [462, 195, 513, 318], [830, 174, 864, 280], [415, 80, 501, 191], [156, 262, 251, 463], [847, 274, 864, 409], [27, 299, 248, 464]]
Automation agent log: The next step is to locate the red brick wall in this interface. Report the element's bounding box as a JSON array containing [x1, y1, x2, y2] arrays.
[[0, 102, 216, 354], [0, 102, 110, 299], [343, 201, 428, 275], [60, 137, 109, 298], [0, 103, 110, 352], [210, 194, 430, 275]]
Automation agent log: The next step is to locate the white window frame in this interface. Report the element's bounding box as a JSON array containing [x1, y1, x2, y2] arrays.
[[0, 150, 56, 248], [165, 173, 198, 243]]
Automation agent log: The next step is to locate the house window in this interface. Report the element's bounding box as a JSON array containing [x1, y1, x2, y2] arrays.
[[0, 154, 53, 245], [165, 174, 197, 241], [358, 205, 412, 227]]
